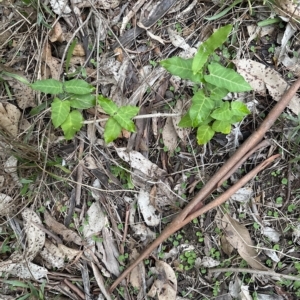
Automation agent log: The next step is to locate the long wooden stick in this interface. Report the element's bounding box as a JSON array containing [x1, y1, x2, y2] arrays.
[[109, 77, 300, 292]]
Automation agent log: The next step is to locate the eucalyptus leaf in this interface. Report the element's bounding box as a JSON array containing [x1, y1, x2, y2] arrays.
[[204, 63, 252, 92], [51, 98, 70, 128], [212, 120, 232, 134], [211, 101, 233, 121], [114, 106, 139, 132], [104, 117, 122, 143], [98, 95, 118, 115], [189, 90, 214, 126], [231, 101, 250, 116], [61, 110, 83, 140], [178, 113, 193, 128], [64, 79, 94, 95], [192, 24, 232, 74], [197, 125, 215, 145], [160, 57, 203, 82], [69, 94, 96, 109], [31, 79, 63, 94]]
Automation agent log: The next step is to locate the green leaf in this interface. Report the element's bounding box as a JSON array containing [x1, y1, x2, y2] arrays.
[[189, 90, 214, 126], [98, 95, 118, 115], [69, 94, 96, 109], [114, 106, 139, 132], [104, 117, 122, 143], [64, 79, 94, 95], [207, 84, 228, 102], [160, 57, 203, 82], [212, 120, 231, 134], [51, 98, 70, 128], [204, 63, 252, 92], [31, 79, 63, 94], [66, 39, 77, 73], [178, 113, 193, 128], [30, 101, 49, 116], [192, 24, 232, 74], [231, 101, 250, 116], [196, 125, 215, 145], [205, 0, 242, 21], [211, 101, 233, 121], [1, 70, 30, 85], [61, 110, 83, 140], [2, 280, 29, 288]]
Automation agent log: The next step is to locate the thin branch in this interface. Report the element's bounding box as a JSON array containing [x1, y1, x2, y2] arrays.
[[109, 77, 300, 293], [210, 267, 300, 282], [83, 113, 181, 124]]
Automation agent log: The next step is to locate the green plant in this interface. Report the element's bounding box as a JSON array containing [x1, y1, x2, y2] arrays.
[[160, 24, 251, 145], [29, 79, 139, 142], [110, 165, 134, 189], [179, 250, 197, 271], [212, 281, 220, 297], [3, 280, 46, 300]]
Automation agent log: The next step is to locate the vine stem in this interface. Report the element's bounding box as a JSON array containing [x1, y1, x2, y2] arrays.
[[82, 113, 181, 124], [109, 77, 300, 293]]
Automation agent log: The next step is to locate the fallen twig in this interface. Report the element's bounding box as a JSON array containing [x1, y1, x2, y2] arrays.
[[209, 267, 300, 282], [109, 77, 300, 292]]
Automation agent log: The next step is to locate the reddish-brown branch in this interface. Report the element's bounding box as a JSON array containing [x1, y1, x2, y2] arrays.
[[109, 77, 300, 293]]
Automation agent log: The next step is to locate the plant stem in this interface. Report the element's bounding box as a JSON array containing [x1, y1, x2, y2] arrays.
[[83, 112, 181, 124]]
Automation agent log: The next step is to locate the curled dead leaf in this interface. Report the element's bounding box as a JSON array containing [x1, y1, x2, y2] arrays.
[[147, 260, 177, 300], [22, 208, 46, 261], [44, 211, 82, 245], [0, 103, 21, 136], [221, 214, 268, 270]]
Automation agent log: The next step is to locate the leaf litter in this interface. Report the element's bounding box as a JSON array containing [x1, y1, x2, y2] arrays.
[[1, 0, 300, 299]]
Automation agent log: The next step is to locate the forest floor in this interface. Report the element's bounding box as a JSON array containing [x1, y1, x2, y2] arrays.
[[1, 0, 300, 299]]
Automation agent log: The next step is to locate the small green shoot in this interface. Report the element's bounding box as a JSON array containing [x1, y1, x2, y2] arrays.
[[160, 24, 251, 145], [29, 79, 139, 142]]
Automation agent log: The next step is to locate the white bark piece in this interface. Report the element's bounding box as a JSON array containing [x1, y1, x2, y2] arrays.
[[22, 208, 45, 261], [230, 187, 253, 203], [0, 193, 14, 216], [137, 189, 160, 227], [234, 59, 300, 115], [83, 202, 107, 238], [40, 240, 65, 269], [116, 147, 166, 179]]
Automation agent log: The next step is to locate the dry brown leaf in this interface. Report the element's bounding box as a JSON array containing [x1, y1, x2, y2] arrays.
[[73, 44, 85, 57], [147, 260, 177, 300], [49, 22, 64, 42], [221, 214, 268, 270], [22, 208, 46, 261], [129, 249, 145, 289], [44, 211, 82, 245], [40, 240, 65, 269], [58, 244, 80, 261], [234, 59, 300, 115], [41, 42, 61, 80], [0, 103, 21, 136], [162, 117, 177, 153]]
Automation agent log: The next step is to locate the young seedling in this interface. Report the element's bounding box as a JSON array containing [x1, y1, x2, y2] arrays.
[[30, 79, 139, 142], [160, 24, 252, 144]]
